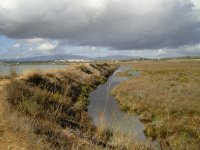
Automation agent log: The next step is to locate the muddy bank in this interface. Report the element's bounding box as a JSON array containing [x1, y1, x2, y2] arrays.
[[3, 63, 118, 150]]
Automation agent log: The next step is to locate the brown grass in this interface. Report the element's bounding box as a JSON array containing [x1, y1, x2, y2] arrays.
[[112, 60, 200, 149], [0, 79, 41, 150], [3, 63, 122, 150]]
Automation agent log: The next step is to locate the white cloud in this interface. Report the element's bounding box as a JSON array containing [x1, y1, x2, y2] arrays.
[[0, 0, 200, 59], [191, 0, 200, 9], [0, 0, 17, 10], [12, 38, 60, 56], [37, 41, 59, 51], [24, 38, 46, 44], [12, 43, 20, 48], [0, 0, 199, 50]]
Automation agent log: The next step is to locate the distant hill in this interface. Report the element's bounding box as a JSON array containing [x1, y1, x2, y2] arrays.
[[1, 54, 139, 62], [1, 55, 92, 62], [95, 55, 138, 60]]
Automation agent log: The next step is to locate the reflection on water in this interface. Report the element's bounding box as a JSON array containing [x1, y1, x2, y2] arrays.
[[0, 64, 67, 75], [88, 66, 146, 141]]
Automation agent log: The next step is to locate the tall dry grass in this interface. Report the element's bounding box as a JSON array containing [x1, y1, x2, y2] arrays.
[[112, 60, 200, 149], [4, 63, 140, 150]]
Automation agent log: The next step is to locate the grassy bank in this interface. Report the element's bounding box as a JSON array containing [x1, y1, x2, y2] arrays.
[[2, 63, 122, 149], [112, 60, 200, 149]]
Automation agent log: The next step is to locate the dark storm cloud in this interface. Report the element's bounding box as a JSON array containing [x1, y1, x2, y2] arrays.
[[0, 0, 200, 50]]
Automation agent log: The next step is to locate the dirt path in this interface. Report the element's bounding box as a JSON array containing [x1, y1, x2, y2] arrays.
[[0, 79, 29, 150]]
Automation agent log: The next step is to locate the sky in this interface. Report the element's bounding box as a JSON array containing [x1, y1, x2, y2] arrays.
[[0, 0, 200, 59]]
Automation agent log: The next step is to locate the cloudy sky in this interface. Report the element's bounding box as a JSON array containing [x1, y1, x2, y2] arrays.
[[0, 0, 200, 59]]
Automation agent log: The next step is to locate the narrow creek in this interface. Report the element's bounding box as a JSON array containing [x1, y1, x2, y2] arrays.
[[88, 66, 146, 141]]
